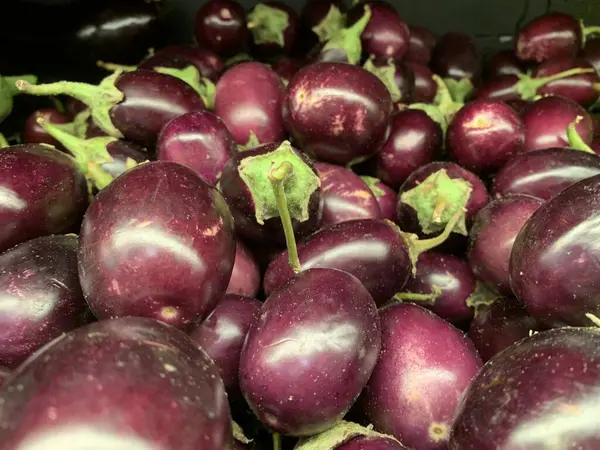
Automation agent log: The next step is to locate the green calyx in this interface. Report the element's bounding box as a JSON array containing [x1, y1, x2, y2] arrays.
[[443, 77, 473, 103], [515, 67, 596, 101], [466, 281, 503, 311], [97, 61, 137, 72], [312, 4, 346, 43], [400, 168, 472, 236], [225, 53, 253, 68], [236, 131, 261, 151], [364, 57, 402, 103], [232, 421, 252, 445], [581, 19, 600, 45], [360, 176, 385, 197], [0, 74, 37, 124], [394, 284, 443, 305], [295, 421, 402, 450], [248, 4, 289, 47], [433, 75, 464, 122], [154, 65, 216, 109], [567, 116, 596, 154], [408, 103, 448, 136], [16, 71, 125, 138], [322, 5, 372, 65], [0, 133, 8, 148]]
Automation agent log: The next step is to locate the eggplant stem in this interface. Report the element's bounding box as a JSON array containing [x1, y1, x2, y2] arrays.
[[0, 133, 8, 148], [273, 432, 282, 450], [394, 285, 442, 305], [96, 61, 137, 72], [532, 67, 595, 89], [584, 25, 600, 38], [567, 117, 595, 154], [411, 210, 463, 255], [586, 313, 600, 328]]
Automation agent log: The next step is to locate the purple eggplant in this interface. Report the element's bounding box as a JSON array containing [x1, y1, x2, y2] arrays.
[[521, 95, 593, 152], [272, 57, 304, 83], [0, 317, 232, 450], [447, 99, 525, 173], [360, 303, 482, 450], [300, 0, 345, 49], [157, 110, 236, 186], [510, 173, 600, 326], [485, 49, 525, 79], [189, 294, 261, 399], [400, 252, 476, 326], [16, 70, 206, 147], [23, 108, 70, 147], [239, 268, 381, 436], [363, 58, 415, 104], [583, 37, 600, 75], [430, 32, 481, 83], [226, 240, 261, 298], [467, 297, 538, 363], [0, 234, 89, 369], [406, 25, 437, 64], [295, 421, 406, 450], [78, 161, 236, 329], [375, 109, 442, 189], [194, 0, 248, 56], [214, 62, 285, 147], [450, 327, 600, 449], [219, 141, 322, 245], [468, 195, 543, 295], [0, 144, 88, 253], [361, 176, 397, 221], [283, 62, 392, 166], [248, 1, 299, 58], [151, 44, 224, 82], [493, 147, 600, 200], [405, 61, 437, 103], [316, 162, 381, 227]]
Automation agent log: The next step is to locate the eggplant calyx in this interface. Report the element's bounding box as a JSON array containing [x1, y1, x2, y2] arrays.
[[248, 4, 289, 47], [0, 133, 8, 148], [581, 19, 600, 44], [567, 116, 595, 154], [154, 65, 214, 108], [360, 176, 385, 197], [312, 4, 346, 43], [295, 421, 403, 450], [97, 61, 137, 72], [364, 57, 402, 103], [433, 75, 463, 121], [443, 77, 473, 104], [237, 131, 261, 152], [408, 103, 448, 136], [516, 68, 595, 101], [232, 421, 252, 445], [322, 5, 372, 65], [466, 282, 503, 311]]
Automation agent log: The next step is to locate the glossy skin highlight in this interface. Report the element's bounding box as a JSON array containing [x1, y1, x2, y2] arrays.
[[78, 161, 236, 329]]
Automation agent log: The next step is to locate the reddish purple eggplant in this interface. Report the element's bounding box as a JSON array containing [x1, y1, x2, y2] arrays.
[[189, 294, 261, 398], [430, 32, 481, 83], [16, 70, 206, 147], [300, 0, 345, 49], [361, 176, 397, 221], [468, 195, 543, 295], [78, 161, 236, 329], [283, 62, 392, 166], [151, 44, 224, 82], [583, 37, 600, 75], [485, 49, 525, 79], [493, 147, 600, 200], [215, 62, 285, 147], [406, 25, 436, 64], [360, 303, 482, 450], [239, 268, 381, 436], [194, 0, 248, 56], [510, 173, 600, 326], [157, 110, 235, 186], [0, 317, 232, 450], [316, 162, 380, 227], [375, 109, 442, 188], [23, 108, 70, 147], [450, 327, 600, 449], [399, 252, 476, 326], [521, 95, 593, 152], [405, 61, 437, 103], [467, 297, 538, 362], [248, 1, 299, 58], [0, 144, 88, 253], [219, 141, 322, 245], [226, 240, 261, 298], [272, 57, 304, 83], [363, 58, 415, 104], [447, 99, 525, 173], [0, 234, 89, 369], [295, 421, 406, 450]]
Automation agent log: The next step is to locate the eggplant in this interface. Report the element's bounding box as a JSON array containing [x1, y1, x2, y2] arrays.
[[226, 240, 261, 298], [194, 0, 248, 56]]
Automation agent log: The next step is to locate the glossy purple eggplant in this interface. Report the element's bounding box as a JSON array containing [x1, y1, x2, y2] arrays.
[[360, 303, 482, 450], [346, 1, 410, 60], [151, 44, 224, 82], [471, 74, 522, 102], [450, 327, 600, 449], [226, 240, 261, 298], [0, 234, 89, 369], [239, 268, 381, 436], [299, 0, 345, 50], [316, 162, 381, 227], [0, 144, 88, 253], [485, 49, 525, 79], [294, 421, 407, 450], [157, 111, 235, 186], [272, 57, 304, 82], [405, 61, 437, 103], [583, 37, 600, 75], [248, 1, 299, 58], [375, 109, 442, 188], [401, 252, 476, 326], [492, 147, 600, 200], [515, 12, 582, 63], [264, 219, 410, 306], [406, 25, 436, 64], [430, 32, 481, 83], [78, 161, 236, 329], [361, 176, 397, 221], [0, 317, 232, 450], [23, 108, 70, 147], [510, 174, 600, 326], [468, 195, 543, 295], [189, 294, 261, 398], [521, 95, 593, 152], [447, 99, 525, 173], [215, 62, 285, 147], [283, 62, 392, 166], [467, 297, 538, 363], [194, 0, 248, 56]]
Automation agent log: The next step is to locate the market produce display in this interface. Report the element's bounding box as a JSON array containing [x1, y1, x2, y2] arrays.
[[3, 1, 600, 449]]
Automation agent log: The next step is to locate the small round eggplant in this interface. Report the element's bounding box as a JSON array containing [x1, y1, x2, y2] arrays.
[[239, 268, 381, 437], [0, 235, 89, 369], [0, 317, 232, 450], [468, 195, 543, 295], [430, 32, 481, 83], [283, 62, 392, 166], [226, 240, 261, 298], [78, 161, 236, 329], [405, 61, 437, 103], [361, 176, 397, 221], [316, 162, 381, 227], [23, 108, 70, 147], [406, 25, 437, 64], [0, 144, 88, 253], [189, 294, 261, 399], [583, 37, 600, 75], [492, 147, 600, 200], [450, 327, 600, 449], [247, 1, 299, 58], [194, 0, 248, 56], [360, 303, 482, 450], [510, 173, 600, 326], [214, 62, 286, 147], [485, 49, 526, 79], [157, 110, 236, 186]]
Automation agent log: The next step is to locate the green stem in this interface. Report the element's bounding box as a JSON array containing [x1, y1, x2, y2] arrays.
[[583, 25, 600, 39], [273, 432, 282, 450], [87, 162, 114, 190], [530, 67, 595, 90], [3, 75, 37, 96], [567, 117, 595, 154], [393, 286, 441, 305], [0, 133, 8, 148], [97, 61, 137, 72], [268, 161, 302, 273]]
